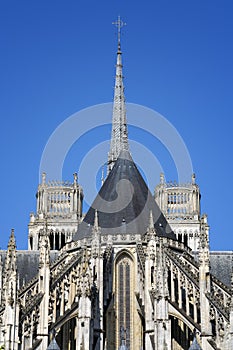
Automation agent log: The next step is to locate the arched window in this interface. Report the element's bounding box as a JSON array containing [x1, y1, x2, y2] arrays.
[[61, 233, 65, 248], [116, 254, 132, 349], [29, 236, 33, 250], [49, 233, 54, 250], [55, 232, 59, 250]]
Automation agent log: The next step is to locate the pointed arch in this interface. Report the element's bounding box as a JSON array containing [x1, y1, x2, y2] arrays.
[[115, 251, 133, 349]]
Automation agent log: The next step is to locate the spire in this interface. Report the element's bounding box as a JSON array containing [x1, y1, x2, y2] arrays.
[[5, 229, 16, 272], [93, 209, 99, 234], [7, 228, 16, 251], [147, 210, 156, 239], [108, 16, 129, 172], [149, 210, 154, 231]]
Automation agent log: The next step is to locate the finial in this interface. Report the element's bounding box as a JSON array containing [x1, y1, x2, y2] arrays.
[[73, 172, 78, 184], [160, 173, 165, 185], [42, 172, 46, 185], [8, 229, 16, 250], [94, 209, 99, 230], [112, 16, 126, 51], [192, 173, 196, 184], [9, 228, 15, 242], [10, 228, 15, 238], [149, 210, 154, 230]]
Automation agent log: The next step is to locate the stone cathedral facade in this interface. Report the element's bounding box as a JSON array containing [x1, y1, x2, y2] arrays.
[[0, 23, 233, 350]]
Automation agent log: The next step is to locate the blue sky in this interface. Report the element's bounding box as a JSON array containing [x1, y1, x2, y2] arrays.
[[0, 0, 233, 250]]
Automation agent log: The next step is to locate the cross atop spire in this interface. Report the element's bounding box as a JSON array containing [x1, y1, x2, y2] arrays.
[[112, 16, 126, 51], [108, 17, 129, 172]]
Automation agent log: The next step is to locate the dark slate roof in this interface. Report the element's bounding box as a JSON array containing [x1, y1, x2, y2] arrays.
[[209, 251, 233, 287], [74, 150, 176, 240], [0, 250, 59, 288], [193, 251, 233, 287]]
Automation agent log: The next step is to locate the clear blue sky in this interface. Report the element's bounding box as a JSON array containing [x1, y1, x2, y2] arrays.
[[0, 0, 233, 251]]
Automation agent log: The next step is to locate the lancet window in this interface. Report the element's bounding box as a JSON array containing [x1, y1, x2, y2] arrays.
[[116, 254, 133, 349]]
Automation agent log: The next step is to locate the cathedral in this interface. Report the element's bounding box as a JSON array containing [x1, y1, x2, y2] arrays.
[[0, 18, 233, 350]]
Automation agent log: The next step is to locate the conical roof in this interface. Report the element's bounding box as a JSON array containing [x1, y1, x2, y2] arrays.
[[74, 150, 176, 240]]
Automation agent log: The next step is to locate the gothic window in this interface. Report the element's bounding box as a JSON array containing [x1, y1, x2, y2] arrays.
[[184, 234, 188, 246], [211, 319, 216, 337], [151, 266, 154, 285], [173, 193, 177, 204], [29, 236, 33, 250], [174, 278, 179, 304], [182, 287, 186, 312], [189, 303, 194, 319], [116, 254, 132, 349], [197, 306, 201, 324], [49, 233, 54, 250], [61, 233, 65, 248], [167, 270, 171, 295], [168, 194, 171, 204], [55, 233, 59, 250]]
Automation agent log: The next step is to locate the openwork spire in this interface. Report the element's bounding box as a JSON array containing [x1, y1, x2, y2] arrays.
[[108, 16, 129, 172]]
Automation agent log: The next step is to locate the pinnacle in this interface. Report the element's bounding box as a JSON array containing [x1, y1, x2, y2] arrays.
[[8, 229, 16, 250]]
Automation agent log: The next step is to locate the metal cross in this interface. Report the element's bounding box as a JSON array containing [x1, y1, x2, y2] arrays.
[[112, 16, 126, 45]]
